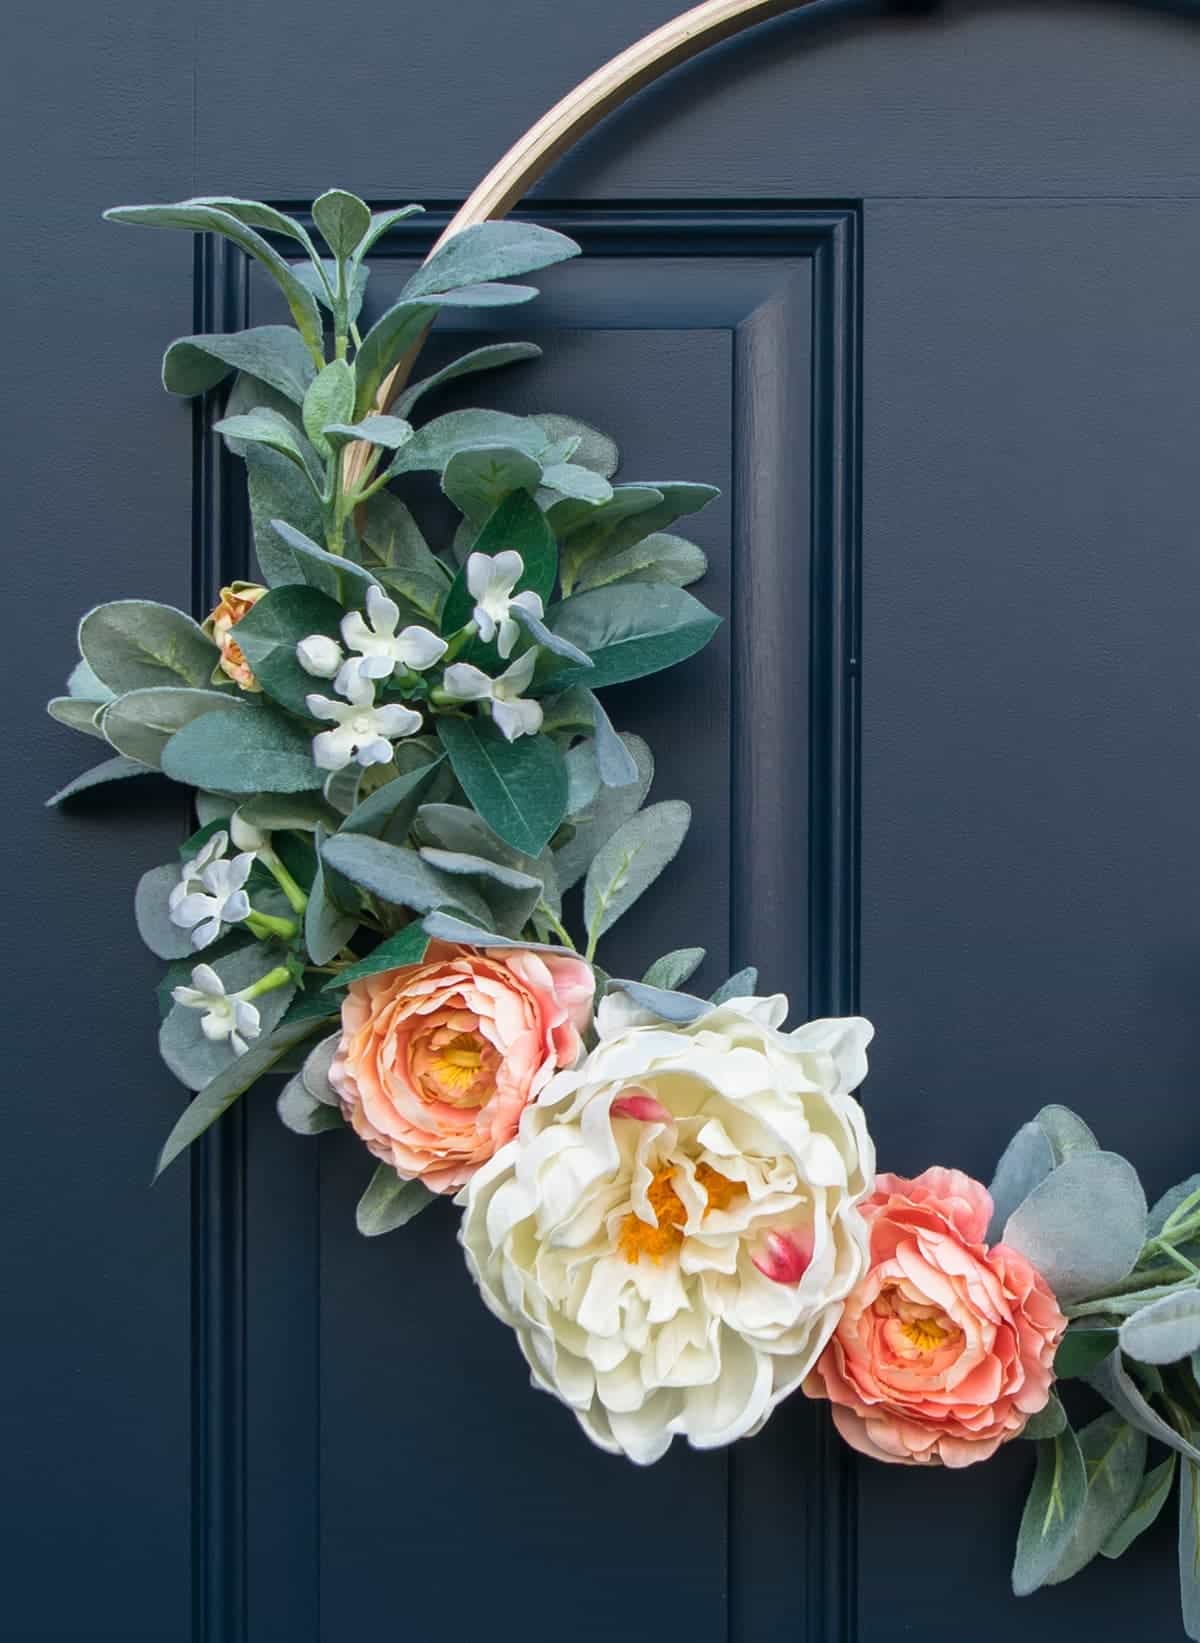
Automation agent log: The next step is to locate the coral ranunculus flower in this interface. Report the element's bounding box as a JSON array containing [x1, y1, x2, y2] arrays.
[[329, 942, 595, 1195], [204, 581, 266, 690], [805, 1167, 1066, 1467]]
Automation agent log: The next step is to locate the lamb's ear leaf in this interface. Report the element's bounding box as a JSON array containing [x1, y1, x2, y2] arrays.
[[583, 800, 691, 942], [355, 1166, 436, 1236], [1101, 1454, 1176, 1559], [1011, 1425, 1088, 1597], [1181, 1452, 1200, 1640], [711, 966, 757, 1005], [641, 948, 706, 991], [79, 600, 217, 695], [162, 706, 323, 796], [312, 189, 371, 259], [400, 220, 579, 299], [1120, 1292, 1200, 1367], [1087, 1352, 1200, 1467], [395, 342, 541, 417], [46, 754, 157, 806], [154, 1015, 322, 1178], [1002, 1151, 1147, 1304], [588, 692, 638, 787], [301, 359, 356, 458], [605, 978, 711, 1025], [105, 201, 325, 357], [1021, 1393, 1068, 1441], [162, 326, 317, 402], [988, 1121, 1056, 1244], [1041, 1413, 1146, 1585]]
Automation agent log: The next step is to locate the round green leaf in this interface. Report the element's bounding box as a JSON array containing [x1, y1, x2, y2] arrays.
[[162, 706, 322, 794], [79, 600, 217, 694]]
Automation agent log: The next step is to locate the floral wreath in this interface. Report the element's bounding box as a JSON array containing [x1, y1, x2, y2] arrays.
[[47, 189, 1200, 1632]]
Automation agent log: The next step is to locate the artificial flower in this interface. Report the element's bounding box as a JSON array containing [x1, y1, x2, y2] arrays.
[[329, 940, 595, 1195], [460, 995, 875, 1464], [296, 585, 447, 696], [170, 962, 261, 1055], [305, 672, 423, 770], [442, 649, 543, 741], [204, 582, 266, 690], [467, 550, 544, 659], [169, 851, 254, 950], [169, 828, 229, 915], [805, 1167, 1066, 1468]]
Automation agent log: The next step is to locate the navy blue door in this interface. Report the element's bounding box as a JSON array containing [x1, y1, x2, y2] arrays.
[[12, 3, 1200, 1639]]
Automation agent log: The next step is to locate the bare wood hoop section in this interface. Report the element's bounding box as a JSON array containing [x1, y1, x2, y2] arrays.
[[344, 0, 822, 486]]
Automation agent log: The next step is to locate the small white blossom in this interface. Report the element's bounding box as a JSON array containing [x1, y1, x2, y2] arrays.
[[442, 649, 543, 742], [170, 852, 255, 950], [306, 671, 422, 771], [170, 963, 262, 1056], [296, 634, 343, 679], [467, 550, 544, 659], [336, 585, 447, 694], [169, 828, 229, 915]]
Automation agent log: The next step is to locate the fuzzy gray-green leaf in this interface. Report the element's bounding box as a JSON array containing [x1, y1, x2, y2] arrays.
[[584, 800, 690, 943], [101, 686, 236, 767], [79, 600, 217, 695], [162, 707, 322, 795], [162, 326, 317, 402], [356, 1165, 436, 1236], [1003, 1152, 1147, 1304], [1012, 1427, 1088, 1597]]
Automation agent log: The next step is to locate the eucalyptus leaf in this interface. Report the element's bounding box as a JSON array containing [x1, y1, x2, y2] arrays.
[[162, 706, 322, 795], [277, 1073, 344, 1135], [554, 733, 653, 891], [546, 584, 721, 690], [339, 755, 445, 844], [159, 943, 296, 1092], [1011, 1426, 1088, 1597], [1003, 1151, 1147, 1304], [302, 359, 355, 457], [642, 948, 706, 991], [442, 445, 543, 524], [1037, 1104, 1100, 1164], [46, 754, 156, 805], [305, 824, 359, 965], [135, 862, 192, 959], [1044, 1412, 1147, 1584], [67, 658, 114, 701], [312, 188, 371, 258], [162, 326, 316, 403], [232, 584, 346, 717], [1151, 1176, 1200, 1238], [47, 696, 107, 740], [1120, 1292, 1200, 1366], [79, 600, 217, 694], [401, 219, 578, 299], [436, 717, 567, 857], [1102, 1454, 1177, 1558], [583, 800, 690, 943], [244, 445, 327, 588], [356, 1164, 436, 1236], [711, 966, 758, 1004], [540, 462, 613, 504], [395, 341, 541, 417], [105, 200, 325, 357], [320, 834, 492, 924], [101, 686, 236, 767], [328, 923, 430, 989], [988, 1122, 1056, 1244], [154, 1013, 322, 1178]]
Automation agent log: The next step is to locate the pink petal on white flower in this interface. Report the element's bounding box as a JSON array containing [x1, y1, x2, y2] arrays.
[[611, 1090, 672, 1124], [752, 1229, 814, 1285]]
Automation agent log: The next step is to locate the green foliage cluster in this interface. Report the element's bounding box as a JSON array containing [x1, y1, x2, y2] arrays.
[[47, 190, 738, 1222], [990, 1105, 1200, 1631]]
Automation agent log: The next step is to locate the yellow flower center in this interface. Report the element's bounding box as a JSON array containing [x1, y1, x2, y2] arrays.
[[429, 1033, 485, 1093], [618, 1162, 748, 1264], [899, 1315, 955, 1353]]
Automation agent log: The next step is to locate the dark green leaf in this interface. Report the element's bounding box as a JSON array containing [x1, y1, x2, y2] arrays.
[[546, 584, 720, 690], [1022, 1394, 1068, 1441], [1056, 1326, 1118, 1380], [339, 755, 445, 844], [441, 490, 558, 635], [320, 834, 492, 923], [1102, 1454, 1177, 1558], [437, 717, 567, 856], [328, 923, 431, 989], [233, 584, 346, 717]]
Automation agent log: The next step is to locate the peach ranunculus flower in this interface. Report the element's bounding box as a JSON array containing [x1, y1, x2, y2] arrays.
[[329, 941, 595, 1195], [805, 1167, 1066, 1468], [203, 581, 267, 690]]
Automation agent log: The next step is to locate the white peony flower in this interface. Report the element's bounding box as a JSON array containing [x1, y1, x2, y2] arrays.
[[170, 962, 262, 1056], [169, 850, 254, 950], [467, 550, 544, 659], [305, 671, 423, 771], [442, 649, 543, 742], [460, 995, 875, 1465]]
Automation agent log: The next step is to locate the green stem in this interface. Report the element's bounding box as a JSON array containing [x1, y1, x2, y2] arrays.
[[439, 622, 479, 667], [259, 847, 309, 916], [536, 904, 577, 951], [245, 909, 298, 942], [241, 964, 293, 1001]]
